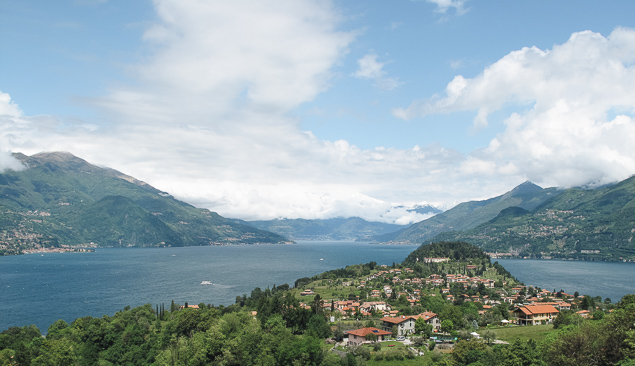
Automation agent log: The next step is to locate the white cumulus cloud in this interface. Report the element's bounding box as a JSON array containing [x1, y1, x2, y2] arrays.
[[4, 2, 635, 224], [0, 92, 27, 172], [395, 27, 635, 188]]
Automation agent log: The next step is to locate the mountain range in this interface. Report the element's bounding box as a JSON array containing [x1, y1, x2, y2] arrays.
[[3, 151, 634, 261], [243, 217, 407, 241], [0, 152, 290, 255], [371, 181, 561, 244], [427, 176, 635, 261]]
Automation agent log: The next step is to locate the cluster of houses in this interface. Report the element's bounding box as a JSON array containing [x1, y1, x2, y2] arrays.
[[346, 312, 442, 346], [340, 296, 586, 346], [297, 260, 603, 346]]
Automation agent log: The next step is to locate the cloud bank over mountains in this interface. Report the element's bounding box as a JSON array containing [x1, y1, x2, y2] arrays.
[[1, 1, 635, 223], [394, 28, 635, 189]]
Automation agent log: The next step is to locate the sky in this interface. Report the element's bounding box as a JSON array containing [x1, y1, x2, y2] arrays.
[[1, 0, 635, 224]]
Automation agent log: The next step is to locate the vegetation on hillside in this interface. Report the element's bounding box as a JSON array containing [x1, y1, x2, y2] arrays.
[[0, 152, 290, 255], [429, 176, 635, 261], [372, 181, 561, 244]]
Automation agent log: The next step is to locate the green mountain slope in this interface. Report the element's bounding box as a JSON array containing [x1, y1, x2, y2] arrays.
[[428, 176, 635, 261], [372, 181, 561, 244], [245, 217, 407, 241], [0, 152, 290, 254]]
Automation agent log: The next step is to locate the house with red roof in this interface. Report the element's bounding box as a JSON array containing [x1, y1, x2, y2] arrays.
[[576, 310, 591, 318], [381, 312, 441, 335], [514, 304, 559, 325], [381, 315, 416, 336], [346, 327, 392, 346], [412, 311, 441, 331]]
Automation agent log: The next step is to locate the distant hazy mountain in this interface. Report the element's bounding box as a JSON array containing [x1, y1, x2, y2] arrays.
[[0, 152, 290, 255], [244, 217, 408, 241], [429, 176, 635, 261], [371, 181, 562, 244], [397, 203, 444, 216]]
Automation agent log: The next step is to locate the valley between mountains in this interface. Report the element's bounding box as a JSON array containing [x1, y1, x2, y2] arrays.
[[1, 151, 634, 261]]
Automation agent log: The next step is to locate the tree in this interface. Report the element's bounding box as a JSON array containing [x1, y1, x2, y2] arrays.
[[553, 310, 584, 329], [580, 296, 596, 311], [481, 330, 495, 345], [398, 294, 409, 308], [592, 310, 605, 320], [306, 314, 331, 338], [440, 305, 464, 329], [452, 339, 489, 365], [46, 319, 69, 340], [415, 318, 433, 338], [311, 294, 323, 315], [170, 299, 177, 313], [618, 294, 635, 309], [441, 319, 454, 333]]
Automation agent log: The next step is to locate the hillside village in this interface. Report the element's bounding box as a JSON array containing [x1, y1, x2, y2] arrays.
[[289, 246, 610, 348]]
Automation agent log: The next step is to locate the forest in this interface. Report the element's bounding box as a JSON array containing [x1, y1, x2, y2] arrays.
[[1, 293, 634, 365]]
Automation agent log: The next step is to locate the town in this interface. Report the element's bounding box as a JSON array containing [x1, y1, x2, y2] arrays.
[[292, 258, 598, 348]]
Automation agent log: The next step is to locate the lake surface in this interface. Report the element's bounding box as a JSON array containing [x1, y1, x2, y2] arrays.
[[1, 242, 634, 333], [497, 258, 635, 302], [0, 241, 414, 333]]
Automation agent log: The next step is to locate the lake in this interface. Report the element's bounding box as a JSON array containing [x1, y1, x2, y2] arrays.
[[497, 258, 635, 302], [1, 242, 634, 333], [0, 241, 414, 333]]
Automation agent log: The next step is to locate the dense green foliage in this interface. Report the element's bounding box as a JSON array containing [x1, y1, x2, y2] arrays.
[[294, 261, 380, 289], [0, 152, 290, 255], [404, 241, 491, 264], [2, 295, 634, 365], [244, 217, 407, 241], [429, 176, 635, 260], [0, 301, 329, 366], [402, 241, 517, 282]]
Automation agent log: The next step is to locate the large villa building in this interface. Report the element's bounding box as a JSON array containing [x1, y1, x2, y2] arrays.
[[380, 312, 441, 336], [514, 304, 559, 325]]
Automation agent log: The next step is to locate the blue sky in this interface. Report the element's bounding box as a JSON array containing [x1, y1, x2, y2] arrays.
[[2, 0, 635, 223]]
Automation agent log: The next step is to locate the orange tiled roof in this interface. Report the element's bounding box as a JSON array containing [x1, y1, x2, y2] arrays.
[[517, 304, 559, 315], [381, 316, 411, 324], [346, 327, 392, 337]]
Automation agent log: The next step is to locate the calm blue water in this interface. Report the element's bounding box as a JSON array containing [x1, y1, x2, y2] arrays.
[[497, 259, 635, 302], [2, 243, 634, 334], [0, 241, 413, 333]]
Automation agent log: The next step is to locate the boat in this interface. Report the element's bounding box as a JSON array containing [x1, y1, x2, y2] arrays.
[[200, 281, 213, 285], [319, 258, 323, 261]]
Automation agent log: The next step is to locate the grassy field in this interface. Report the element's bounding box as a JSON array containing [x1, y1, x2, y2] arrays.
[[367, 357, 433, 366], [482, 324, 555, 343], [291, 280, 361, 301]]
